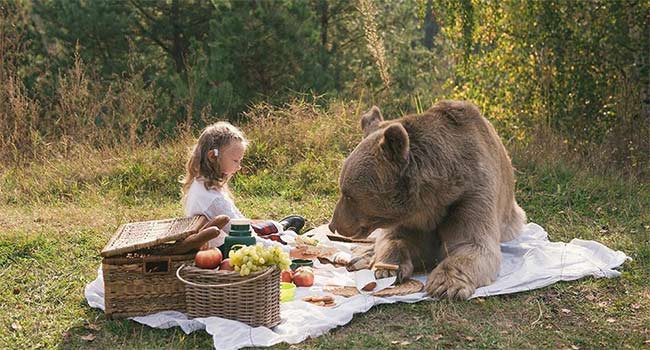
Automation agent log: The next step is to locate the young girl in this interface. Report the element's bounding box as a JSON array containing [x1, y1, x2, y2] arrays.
[[181, 121, 304, 248]]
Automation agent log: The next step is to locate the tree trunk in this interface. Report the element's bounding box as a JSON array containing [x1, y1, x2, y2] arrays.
[[170, 0, 186, 74], [423, 0, 438, 50], [319, 0, 329, 47]]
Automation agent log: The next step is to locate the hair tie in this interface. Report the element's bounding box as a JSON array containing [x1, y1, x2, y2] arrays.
[[213, 148, 219, 157]]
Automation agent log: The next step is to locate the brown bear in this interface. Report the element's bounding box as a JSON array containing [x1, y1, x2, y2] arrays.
[[328, 100, 526, 300]]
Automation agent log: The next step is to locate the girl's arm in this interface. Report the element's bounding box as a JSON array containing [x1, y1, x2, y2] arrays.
[[201, 191, 244, 233]]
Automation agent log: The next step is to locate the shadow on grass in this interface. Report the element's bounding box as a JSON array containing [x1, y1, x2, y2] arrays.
[[57, 304, 214, 350]]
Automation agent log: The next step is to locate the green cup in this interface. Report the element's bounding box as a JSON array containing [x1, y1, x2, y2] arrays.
[[280, 282, 296, 302], [290, 259, 314, 271]]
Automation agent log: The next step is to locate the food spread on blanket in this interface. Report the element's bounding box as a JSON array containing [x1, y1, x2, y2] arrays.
[[184, 218, 403, 306]]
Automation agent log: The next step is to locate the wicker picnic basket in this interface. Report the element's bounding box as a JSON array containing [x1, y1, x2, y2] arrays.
[[101, 215, 207, 318], [176, 264, 281, 328]]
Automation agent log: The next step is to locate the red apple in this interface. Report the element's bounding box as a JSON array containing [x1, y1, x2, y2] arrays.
[[219, 258, 234, 271], [195, 248, 222, 269], [292, 267, 314, 287], [281, 270, 293, 283]]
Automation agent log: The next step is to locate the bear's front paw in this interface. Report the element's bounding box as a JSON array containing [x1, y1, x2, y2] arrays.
[[425, 263, 476, 300], [346, 255, 372, 272], [373, 261, 413, 283]]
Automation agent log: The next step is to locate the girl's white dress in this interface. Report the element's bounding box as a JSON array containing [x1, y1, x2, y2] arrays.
[[183, 177, 292, 250]]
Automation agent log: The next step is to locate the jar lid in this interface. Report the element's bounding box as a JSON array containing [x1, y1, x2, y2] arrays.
[[230, 218, 250, 225]]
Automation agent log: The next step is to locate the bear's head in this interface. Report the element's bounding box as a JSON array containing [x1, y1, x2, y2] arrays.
[[328, 106, 412, 238]]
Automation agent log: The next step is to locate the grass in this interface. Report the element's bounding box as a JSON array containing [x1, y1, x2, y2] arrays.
[[1, 101, 648, 350]]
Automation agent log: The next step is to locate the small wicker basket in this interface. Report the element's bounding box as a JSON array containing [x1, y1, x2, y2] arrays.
[[176, 265, 281, 328], [101, 215, 207, 318]]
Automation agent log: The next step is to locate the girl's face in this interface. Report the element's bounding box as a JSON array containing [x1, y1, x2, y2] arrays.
[[218, 140, 245, 177]]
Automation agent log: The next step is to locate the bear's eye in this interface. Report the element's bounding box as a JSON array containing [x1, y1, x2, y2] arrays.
[[344, 195, 353, 202]]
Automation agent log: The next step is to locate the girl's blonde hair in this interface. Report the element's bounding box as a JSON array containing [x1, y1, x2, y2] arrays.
[[181, 121, 248, 197]]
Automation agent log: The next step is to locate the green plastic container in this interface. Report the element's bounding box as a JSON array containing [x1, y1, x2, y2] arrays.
[[221, 218, 256, 258], [290, 259, 314, 271]]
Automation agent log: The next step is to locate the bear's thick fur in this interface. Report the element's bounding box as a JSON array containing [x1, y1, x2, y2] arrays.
[[328, 100, 526, 299]]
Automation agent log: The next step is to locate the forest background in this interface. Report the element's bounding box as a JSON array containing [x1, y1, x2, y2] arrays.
[[2, 0, 648, 174], [1, 1, 649, 349]]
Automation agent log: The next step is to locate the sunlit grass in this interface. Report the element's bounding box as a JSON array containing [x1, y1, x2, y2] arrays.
[[1, 100, 648, 349]]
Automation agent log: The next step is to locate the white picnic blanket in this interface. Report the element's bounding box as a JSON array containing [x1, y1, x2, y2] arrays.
[[85, 223, 629, 350]]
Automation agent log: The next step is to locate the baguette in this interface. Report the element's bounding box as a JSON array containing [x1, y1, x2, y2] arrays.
[[163, 226, 223, 254], [202, 215, 230, 230]]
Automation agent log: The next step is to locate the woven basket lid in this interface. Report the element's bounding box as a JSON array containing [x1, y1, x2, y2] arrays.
[[101, 215, 207, 257]]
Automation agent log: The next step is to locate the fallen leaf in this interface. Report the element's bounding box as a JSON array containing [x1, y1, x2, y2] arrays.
[[414, 335, 424, 341], [390, 340, 411, 346], [473, 298, 485, 304], [62, 331, 71, 342], [11, 322, 21, 331], [597, 302, 608, 308], [561, 308, 571, 314], [465, 336, 475, 342], [432, 334, 443, 340], [585, 294, 595, 301], [606, 318, 616, 323], [86, 323, 101, 331], [80, 334, 96, 342], [644, 339, 650, 345], [631, 303, 641, 310], [12, 288, 20, 295], [500, 330, 509, 335], [571, 345, 580, 350]]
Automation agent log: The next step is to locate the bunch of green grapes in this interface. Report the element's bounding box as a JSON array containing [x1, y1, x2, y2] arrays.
[[229, 243, 291, 276]]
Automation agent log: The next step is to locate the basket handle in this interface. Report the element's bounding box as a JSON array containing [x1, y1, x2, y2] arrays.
[[176, 264, 276, 288]]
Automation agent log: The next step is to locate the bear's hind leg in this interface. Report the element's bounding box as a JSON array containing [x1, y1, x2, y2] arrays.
[[500, 201, 526, 242]]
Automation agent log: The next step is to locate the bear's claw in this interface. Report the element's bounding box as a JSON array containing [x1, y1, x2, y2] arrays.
[[374, 268, 398, 280], [373, 261, 413, 283], [425, 263, 476, 300], [346, 256, 372, 272]]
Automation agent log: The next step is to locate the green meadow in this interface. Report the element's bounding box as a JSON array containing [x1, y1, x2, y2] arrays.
[[1, 101, 648, 349], [2, 1, 648, 349]]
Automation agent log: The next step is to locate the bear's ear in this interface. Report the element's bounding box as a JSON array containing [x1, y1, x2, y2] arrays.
[[380, 123, 409, 163], [361, 106, 383, 138]]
